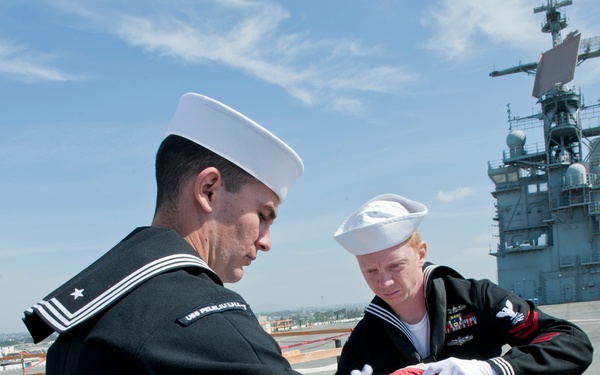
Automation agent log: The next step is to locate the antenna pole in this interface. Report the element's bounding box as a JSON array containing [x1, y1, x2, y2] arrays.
[[533, 0, 572, 47]]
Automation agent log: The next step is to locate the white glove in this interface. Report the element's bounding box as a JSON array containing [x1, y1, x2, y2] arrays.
[[422, 357, 496, 375], [350, 364, 373, 375]]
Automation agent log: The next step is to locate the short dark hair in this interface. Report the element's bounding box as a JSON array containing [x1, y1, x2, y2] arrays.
[[154, 135, 255, 215]]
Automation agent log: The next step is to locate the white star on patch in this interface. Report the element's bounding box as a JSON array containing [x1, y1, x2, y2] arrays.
[[70, 288, 85, 300]]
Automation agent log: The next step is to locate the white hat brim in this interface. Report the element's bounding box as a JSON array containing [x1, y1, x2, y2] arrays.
[[333, 194, 427, 256], [166, 93, 304, 202]]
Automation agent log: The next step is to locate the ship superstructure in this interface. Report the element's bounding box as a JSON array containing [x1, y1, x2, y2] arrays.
[[488, 0, 600, 304]]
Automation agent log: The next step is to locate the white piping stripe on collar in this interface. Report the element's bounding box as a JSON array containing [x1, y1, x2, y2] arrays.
[[365, 303, 416, 348], [38, 257, 204, 330], [422, 264, 438, 293], [489, 357, 514, 375], [28, 254, 213, 333]]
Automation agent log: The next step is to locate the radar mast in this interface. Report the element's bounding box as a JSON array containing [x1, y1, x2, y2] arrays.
[[487, 0, 600, 304]]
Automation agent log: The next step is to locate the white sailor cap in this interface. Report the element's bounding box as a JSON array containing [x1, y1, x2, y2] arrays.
[[166, 93, 304, 202], [333, 194, 428, 256]]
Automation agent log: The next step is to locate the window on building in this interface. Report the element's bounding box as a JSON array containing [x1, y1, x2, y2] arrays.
[[528, 184, 538, 193], [491, 174, 506, 184]]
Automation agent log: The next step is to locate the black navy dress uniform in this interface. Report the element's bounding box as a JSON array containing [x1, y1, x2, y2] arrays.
[[23, 226, 300, 374], [336, 263, 593, 375]]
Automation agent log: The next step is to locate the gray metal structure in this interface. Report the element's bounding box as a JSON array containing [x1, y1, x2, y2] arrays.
[[487, 0, 600, 304]]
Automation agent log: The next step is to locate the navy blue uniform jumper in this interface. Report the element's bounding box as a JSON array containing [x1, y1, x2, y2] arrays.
[[336, 264, 593, 375], [23, 226, 300, 375]]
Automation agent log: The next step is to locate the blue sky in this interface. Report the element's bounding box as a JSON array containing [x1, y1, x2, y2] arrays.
[[2, 0, 600, 334]]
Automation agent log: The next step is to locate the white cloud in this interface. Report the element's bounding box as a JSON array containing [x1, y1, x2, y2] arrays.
[[421, 0, 542, 61], [436, 187, 475, 202], [0, 38, 81, 82], [330, 97, 366, 116], [52, 0, 416, 113]]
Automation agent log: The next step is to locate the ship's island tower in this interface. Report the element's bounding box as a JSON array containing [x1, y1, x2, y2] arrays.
[[488, 0, 600, 304]]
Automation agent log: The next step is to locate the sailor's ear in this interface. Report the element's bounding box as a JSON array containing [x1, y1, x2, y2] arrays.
[[193, 167, 223, 213], [418, 242, 427, 265]]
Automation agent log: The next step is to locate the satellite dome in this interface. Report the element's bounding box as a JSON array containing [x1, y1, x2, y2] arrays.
[[565, 163, 587, 188], [507, 130, 526, 157], [506, 130, 526, 149]]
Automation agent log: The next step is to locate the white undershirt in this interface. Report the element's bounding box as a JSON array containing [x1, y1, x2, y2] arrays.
[[405, 313, 430, 358]]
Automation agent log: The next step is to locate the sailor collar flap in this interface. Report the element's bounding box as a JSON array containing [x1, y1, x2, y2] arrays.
[[22, 227, 219, 343], [364, 264, 464, 340]]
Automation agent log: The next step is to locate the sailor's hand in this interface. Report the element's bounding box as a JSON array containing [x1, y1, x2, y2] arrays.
[[350, 364, 373, 375], [422, 357, 496, 375]]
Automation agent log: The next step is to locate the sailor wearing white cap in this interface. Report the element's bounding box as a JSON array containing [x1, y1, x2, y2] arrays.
[[23, 93, 304, 374], [334, 193, 427, 256], [166, 93, 303, 203], [333, 194, 593, 375]]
